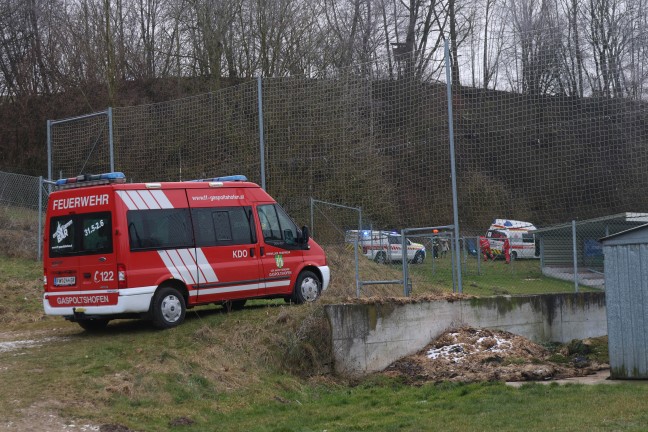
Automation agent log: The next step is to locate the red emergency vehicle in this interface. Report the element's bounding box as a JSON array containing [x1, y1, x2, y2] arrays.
[[43, 173, 330, 330]]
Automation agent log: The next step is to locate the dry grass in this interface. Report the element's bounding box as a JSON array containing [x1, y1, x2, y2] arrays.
[[0, 206, 40, 260], [321, 245, 447, 302], [0, 257, 45, 325]]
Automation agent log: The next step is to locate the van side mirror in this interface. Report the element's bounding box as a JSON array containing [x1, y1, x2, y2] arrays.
[[301, 226, 310, 246]]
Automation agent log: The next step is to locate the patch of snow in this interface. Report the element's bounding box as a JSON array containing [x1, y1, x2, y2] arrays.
[[0, 337, 68, 354], [426, 330, 515, 363]]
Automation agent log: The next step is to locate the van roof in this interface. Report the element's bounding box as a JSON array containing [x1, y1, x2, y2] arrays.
[[53, 172, 260, 191], [489, 219, 537, 231]]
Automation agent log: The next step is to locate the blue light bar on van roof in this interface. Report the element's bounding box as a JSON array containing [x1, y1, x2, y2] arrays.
[[55, 172, 126, 189], [191, 175, 248, 182]]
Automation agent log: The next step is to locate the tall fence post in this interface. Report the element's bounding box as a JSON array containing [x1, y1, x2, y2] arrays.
[[445, 38, 463, 293], [257, 77, 266, 190], [354, 237, 360, 298], [38, 176, 43, 261], [108, 107, 114, 172], [310, 197, 314, 237], [47, 120, 52, 183], [572, 219, 579, 293], [402, 230, 408, 296], [356, 208, 362, 297]]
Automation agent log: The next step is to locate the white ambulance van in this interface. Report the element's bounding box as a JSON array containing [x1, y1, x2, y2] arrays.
[[346, 230, 426, 264], [486, 218, 539, 259], [43, 173, 330, 330]]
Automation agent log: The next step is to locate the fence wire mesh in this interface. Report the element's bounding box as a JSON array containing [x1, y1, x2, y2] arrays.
[[49, 79, 648, 233], [114, 83, 262, 185], [35, 50, 648, 296], [0, 171, 48, 259], [50, 112, 112, 178]]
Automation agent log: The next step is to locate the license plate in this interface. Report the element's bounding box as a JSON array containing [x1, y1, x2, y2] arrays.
[[54, 276, 76, 287]]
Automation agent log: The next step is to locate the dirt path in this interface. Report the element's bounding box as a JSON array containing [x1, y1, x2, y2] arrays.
[[0, 328, 104, 432]]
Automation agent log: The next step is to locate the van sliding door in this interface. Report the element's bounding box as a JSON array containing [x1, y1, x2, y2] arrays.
[[187, 190, 263, 302]]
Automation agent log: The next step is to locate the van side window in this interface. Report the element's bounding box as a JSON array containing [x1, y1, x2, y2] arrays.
[[258, 204, 299, 247], [192, 207, 256, 247], [127, 209, 193, 251]]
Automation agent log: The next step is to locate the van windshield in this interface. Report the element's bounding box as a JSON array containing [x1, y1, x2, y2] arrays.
[[49, 212, 112, 257], [487, 230, 506, 239]]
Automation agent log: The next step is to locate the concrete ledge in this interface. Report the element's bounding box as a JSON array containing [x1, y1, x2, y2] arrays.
[[324, 292, 607, 376]]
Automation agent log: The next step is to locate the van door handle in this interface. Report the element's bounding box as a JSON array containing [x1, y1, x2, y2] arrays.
[[98, 257, 107, 262], [260, 247, 265, 256], [250, 248, 255, 257]]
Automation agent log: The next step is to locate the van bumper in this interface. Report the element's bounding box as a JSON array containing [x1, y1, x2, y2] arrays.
[[319, 265, 331, 291], [43, 286, 156, 316]]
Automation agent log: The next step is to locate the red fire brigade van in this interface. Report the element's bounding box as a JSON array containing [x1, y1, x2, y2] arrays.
[[43, 173, 330, 330]]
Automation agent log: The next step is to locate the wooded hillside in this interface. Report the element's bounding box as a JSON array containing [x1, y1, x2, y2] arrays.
[[3, 0, 648, 231]]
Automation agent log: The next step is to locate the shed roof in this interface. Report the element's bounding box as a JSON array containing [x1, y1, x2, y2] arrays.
[[600, 223, 648, 246], [534, 213, 648, 236]]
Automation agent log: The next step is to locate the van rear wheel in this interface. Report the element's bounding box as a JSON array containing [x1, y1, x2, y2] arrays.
[[151, 286, 186, 329], [292, 271, 322, 304]]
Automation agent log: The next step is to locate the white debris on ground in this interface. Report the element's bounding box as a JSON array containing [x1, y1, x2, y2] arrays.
[[385, 327, 608, 383], [426, 329, 514, 362], [0, 337, 69, 354]]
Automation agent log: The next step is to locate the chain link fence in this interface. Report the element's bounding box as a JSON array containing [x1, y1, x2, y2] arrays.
[[8, 49, 648, 295], [0, 171, 48, 259], [48, 79, 648, 232]]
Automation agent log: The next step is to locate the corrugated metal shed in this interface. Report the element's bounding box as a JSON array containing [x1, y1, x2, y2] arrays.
[[601, 223, 648, 379]]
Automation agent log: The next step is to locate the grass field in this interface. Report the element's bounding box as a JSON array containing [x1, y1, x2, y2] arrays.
[[332, 245, 592, 299], [2, 252, 647, 432]]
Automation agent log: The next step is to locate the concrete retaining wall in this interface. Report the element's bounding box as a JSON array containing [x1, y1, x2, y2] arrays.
[[324, 292, 606, 376]]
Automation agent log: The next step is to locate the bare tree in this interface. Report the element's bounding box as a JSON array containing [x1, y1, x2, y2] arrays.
[[556, 0, 585, 96], [136, 0, 159, 78], [507, 0, 563, 95], [585, 0, 632, 98], [0, 0, 60, 98], [481, 0, 505, 89]]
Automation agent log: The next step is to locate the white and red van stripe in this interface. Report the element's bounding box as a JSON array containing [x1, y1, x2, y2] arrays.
[[157, 248, 219, 286], [116, 190, 174, 210]]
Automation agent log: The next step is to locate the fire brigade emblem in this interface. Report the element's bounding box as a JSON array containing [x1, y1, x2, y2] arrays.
[[275, 254, 284, 268]]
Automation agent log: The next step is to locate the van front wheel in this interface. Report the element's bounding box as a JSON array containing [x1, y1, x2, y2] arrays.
[[374, 251, 387, 264], [151, 286, 186, 329], [292, 271, 322, 304]]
